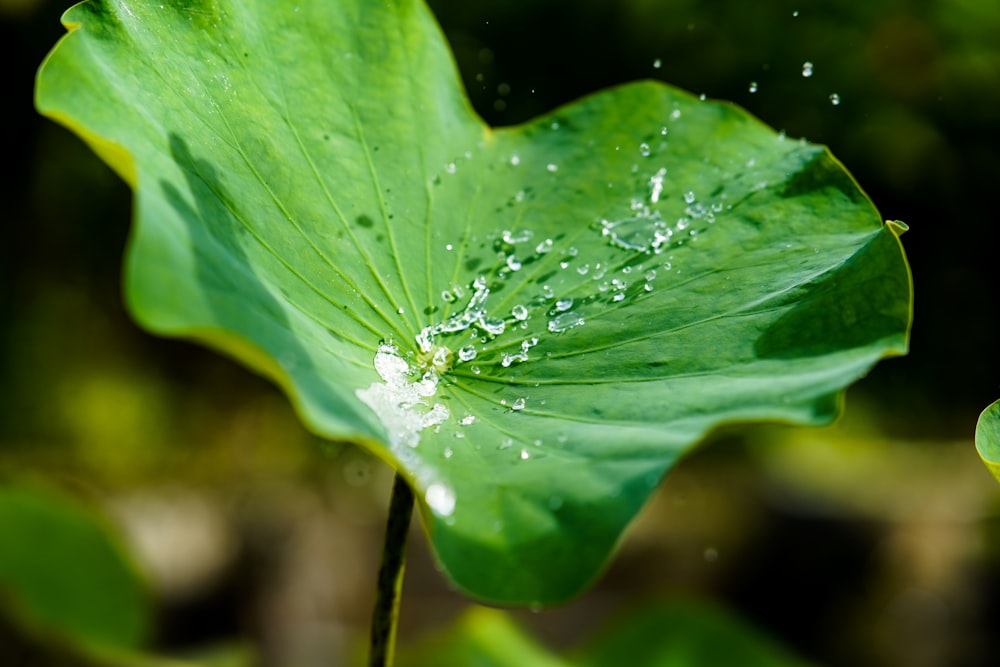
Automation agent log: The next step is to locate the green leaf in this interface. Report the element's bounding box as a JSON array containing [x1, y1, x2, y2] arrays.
[[36, 0, 912, 604], [395, 607, 568, 667], [0, 481, 150, 653], [575, 599, 816, 667], [976, 399, 1000, 483], [392, 601, 813, 667]]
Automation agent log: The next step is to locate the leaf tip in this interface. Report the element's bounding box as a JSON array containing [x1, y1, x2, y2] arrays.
[[886, 219, 909, 236]]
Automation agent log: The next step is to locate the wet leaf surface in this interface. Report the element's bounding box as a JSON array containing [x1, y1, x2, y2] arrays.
[[37, 0, 911, 603]]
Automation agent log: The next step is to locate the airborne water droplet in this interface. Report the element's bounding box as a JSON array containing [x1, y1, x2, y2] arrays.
[[748, 81, 758, 93], [802, 61, 814, 77], [829, 93, 841, 105], [653, 58, 662, 69]]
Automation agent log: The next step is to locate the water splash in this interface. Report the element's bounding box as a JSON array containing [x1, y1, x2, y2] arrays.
[[356, 344, 450, 449], [416, 277, 495, 355]]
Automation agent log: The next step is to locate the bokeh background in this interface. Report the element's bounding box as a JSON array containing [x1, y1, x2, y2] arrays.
[[2, 0, 1000, 665]]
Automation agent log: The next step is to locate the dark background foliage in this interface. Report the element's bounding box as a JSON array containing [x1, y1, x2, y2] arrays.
[[2, 1, 999, 666]]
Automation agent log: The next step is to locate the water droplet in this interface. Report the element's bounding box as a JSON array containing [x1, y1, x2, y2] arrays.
[[555, 297, 574, 312], [445, 162, 457, 174], [460, 414, 476, 426], [792, 10, 799, 17], [458, 344, 477, 362], [443, 447, 454, 458], [535, 238, 553, 254], [660, 126, 668, 136], [506, 255, 522, 271], [645, 269, 657, 282], [802, 61, 814, 77], [520, 448, 531, 460], [548, 311, 585, 333], [829, 93, 841, 105], [510, 154, 520, 166], [550, 120, 560, 130], [576, 264, 590, 275], [748, 81, 758, 93], [639, 142, 651, 157], [441, 290, 455, 303], [649, 167, 667, 203], [699, 93, 707, 101], [480, 318, 505, 336], [546, 163, 558, 172], [512, 304, 528, 321], [502, 229, 534, 244], [541, 284, 555, 299], [511, 397, 526, 411], [684, 190, 696, 204], [669, 109, 682, 121], [431, 347, 450, 369], [471, 365, 481, 375], [426, 483, 456, 516], [653, 58, 662, 69]]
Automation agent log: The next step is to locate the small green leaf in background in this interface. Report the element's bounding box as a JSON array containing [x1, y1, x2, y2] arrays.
[[0, 482, 259, 667], [0, 481, 151, 661], [575, 599, 815, 667], [394, 600, 814, 667], [36, 0, 912, 604], [976, 399, 1000, 483], [395, 607, 567, 667]]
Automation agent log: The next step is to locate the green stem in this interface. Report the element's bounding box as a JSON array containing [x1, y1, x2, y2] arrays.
[[369, 472, 415, 667]]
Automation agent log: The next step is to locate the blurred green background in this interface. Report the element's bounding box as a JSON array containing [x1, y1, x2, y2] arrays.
[[2, 0, 1000, 665]]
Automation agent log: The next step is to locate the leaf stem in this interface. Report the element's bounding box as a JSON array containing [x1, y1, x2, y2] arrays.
[[368, 472, 415, 667]]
